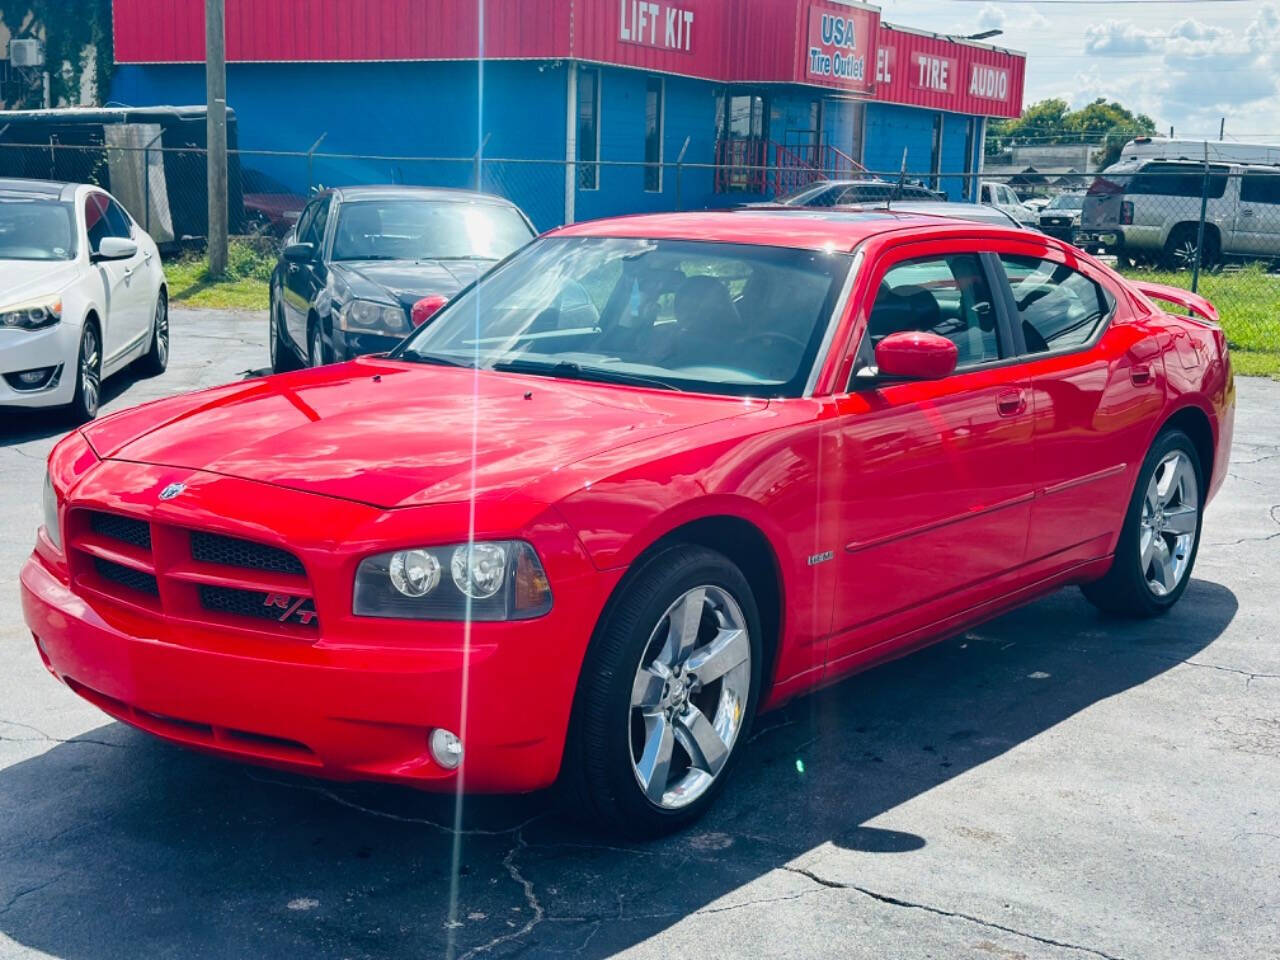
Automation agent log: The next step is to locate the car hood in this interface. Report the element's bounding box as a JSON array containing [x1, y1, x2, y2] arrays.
[[84, 357, 760, 509], [0, 260, 82, 304], [332, 259, 491, 312]]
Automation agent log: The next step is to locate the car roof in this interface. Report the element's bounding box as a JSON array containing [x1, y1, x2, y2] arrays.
[[835, 200, 1023, 226], [0, 178, 78, 202], [331, 185, 520, 206], [551, 210, 1017, 253]]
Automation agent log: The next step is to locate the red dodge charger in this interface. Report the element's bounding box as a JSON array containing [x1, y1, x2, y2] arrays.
[[22, 211, 1234, 835]]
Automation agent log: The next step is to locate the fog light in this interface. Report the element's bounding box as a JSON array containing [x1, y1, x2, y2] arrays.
[[430, 728, 463, 769]]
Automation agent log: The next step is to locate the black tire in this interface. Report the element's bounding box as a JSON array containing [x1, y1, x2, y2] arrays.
[[1081, 428, 1203, 617], [1161, 225, 1219, 271], [269, 297, 300, 373], [560, 545, 763, 838], [66, 322, 102, 423], [136, 290, 169, 376]]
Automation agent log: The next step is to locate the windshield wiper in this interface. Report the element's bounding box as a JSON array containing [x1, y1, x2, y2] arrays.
[[492, 359, 681, 392], [396, 349, 472, 368], [427, 255, 499, 262]]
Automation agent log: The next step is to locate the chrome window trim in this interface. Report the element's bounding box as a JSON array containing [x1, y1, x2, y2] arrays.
[[802, 247, 863, 398]]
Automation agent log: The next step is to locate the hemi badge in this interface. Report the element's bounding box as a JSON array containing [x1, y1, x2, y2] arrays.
[[807, 550, 834, 566]]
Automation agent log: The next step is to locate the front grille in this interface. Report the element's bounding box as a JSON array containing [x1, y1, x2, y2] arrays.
[[69, 507, 318, 638], [199, 585, 318, 629], [94, 557, 159, 595], [191, 531, 305, 576], [89, 511, 152, 550]]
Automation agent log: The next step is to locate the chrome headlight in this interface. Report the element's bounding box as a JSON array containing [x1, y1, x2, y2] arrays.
[[42, 470, 61, 551], [1, 296, 61, 331], [337, 298, 409, 335], [354, 540, 552, 621]]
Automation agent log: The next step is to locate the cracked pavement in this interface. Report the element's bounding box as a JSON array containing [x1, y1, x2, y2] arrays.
[[1, 309, 1277, 959]]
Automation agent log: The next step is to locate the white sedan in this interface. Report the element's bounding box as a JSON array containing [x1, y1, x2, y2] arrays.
[[0, 179, 168, 422]]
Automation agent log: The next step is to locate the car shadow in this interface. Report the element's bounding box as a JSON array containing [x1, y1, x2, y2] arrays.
[[0, 368, 154, 445], [0, 579, 1237, 959]]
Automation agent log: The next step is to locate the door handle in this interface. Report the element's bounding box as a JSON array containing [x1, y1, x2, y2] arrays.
[[1241, 208, 1255, 217], [996, 389, 1026, 417], [1130, 364, 1153, 386]]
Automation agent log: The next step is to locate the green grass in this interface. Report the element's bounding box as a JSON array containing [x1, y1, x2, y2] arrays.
[[164, 238, 275, 311], [1118, 263, 1280, 379]]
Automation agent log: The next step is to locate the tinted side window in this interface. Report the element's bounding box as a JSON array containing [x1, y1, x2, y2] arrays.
[[105, 200, 132, 239], [863, 254, 1001, 369], [1133, 163, 1228, 199], [1241, 172, 1280, 205], [308, 197, 331, 250], [1000, 256, 1113, 354], [85, 193, 112, 252]]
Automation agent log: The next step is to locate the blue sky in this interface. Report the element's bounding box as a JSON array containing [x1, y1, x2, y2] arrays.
[[902, 0, 1280, 143]]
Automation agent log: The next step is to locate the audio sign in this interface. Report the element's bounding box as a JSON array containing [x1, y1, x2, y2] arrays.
[[804, 6, 875, 93]]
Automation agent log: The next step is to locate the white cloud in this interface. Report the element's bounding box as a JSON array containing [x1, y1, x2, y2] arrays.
[[1083, 20, 1164, 57]]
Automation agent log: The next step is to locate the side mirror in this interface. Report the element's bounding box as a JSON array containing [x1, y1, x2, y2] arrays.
[[92, 237, 138, 262], [874, 331, 958, 381], [283, 241, 316, 262], [411, 294, 449, 327]]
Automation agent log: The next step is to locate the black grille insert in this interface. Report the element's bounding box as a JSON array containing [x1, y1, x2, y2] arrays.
[[190, 531, 305, 576], [93, 557, 158, 596], [199, 585, 318, 628], [89, 512, 152, 550]]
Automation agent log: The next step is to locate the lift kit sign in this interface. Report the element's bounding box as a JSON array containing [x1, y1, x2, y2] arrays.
[[618, 1, 695, 53], [805, 8, 874, 92]]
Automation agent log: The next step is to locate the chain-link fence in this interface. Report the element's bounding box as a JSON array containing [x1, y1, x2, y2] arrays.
[[2, 140, 1276, 369]]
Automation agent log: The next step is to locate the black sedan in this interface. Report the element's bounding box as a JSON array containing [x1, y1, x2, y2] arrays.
[[269, 185, 536, 371]]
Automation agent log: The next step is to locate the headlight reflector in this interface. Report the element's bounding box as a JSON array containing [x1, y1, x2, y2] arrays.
[[42, 470, 61, 551], [354, 540, 551, 620], [337, 298, 408, 335], [451, 542, 507, 599], [1, 297, 62, 331]]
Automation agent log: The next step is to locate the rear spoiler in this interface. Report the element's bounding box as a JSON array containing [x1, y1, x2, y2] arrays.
[[1131, 281, 1220, 325]]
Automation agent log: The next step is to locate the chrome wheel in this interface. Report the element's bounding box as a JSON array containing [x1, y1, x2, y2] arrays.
[[1139, 450, 1199, 596], [154, 297, 169, 368], [310, 326, 325, 367], [1170, 238, 1199, 270], [79, 326, 101, 417], [269, 304, 279, 368], [629, 585, 751, 810]]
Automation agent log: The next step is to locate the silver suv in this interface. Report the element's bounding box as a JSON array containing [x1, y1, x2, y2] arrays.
[[1080, 159, 1280, 267]]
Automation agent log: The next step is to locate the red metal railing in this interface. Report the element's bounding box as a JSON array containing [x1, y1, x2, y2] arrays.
[[715, 138, 867, 196]]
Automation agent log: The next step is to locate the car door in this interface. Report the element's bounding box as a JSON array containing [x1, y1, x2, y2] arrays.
[[992, 247, 1165, 569], [85, 192, 150, 366], [824, 243, 1035, 671], [1234, 169, 1280, 258], [283, 194, 331, 349]]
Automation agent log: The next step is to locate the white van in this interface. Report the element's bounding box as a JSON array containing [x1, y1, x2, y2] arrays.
[[1119, 137, 1280, 167]]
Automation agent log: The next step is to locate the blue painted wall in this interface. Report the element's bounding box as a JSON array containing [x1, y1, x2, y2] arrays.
[[114, 60, 569, 228], [113, 60, 987, 226]]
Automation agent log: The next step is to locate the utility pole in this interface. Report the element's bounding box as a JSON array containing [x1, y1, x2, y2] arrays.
[[205, 0, 228, 276]]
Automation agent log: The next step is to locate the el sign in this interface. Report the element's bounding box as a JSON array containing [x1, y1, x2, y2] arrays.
[[805, 8, 874, 91], [619, 0, 695, 53]]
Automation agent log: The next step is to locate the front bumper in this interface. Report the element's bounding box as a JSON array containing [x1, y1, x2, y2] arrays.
[[332, 329, 405, 362], [0, 322, 79, 408], [22, 461, 618, 793]]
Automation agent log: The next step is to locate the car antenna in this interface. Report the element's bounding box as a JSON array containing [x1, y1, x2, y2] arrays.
[[886, 148, 908, 211]]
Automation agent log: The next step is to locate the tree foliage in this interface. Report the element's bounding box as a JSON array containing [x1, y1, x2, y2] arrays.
[[0, 0, 113, 107], [987, 97, 1159, 168]]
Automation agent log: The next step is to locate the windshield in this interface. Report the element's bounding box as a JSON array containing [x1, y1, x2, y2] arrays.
[[0, 199, 76, 261], [332, 198, 534, 262], [1047, 195, 1085, 210], [392, 237, 852, 397]]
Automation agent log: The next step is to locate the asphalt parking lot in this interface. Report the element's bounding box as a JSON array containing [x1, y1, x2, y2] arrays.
[[0, 308, 1277, 960]]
